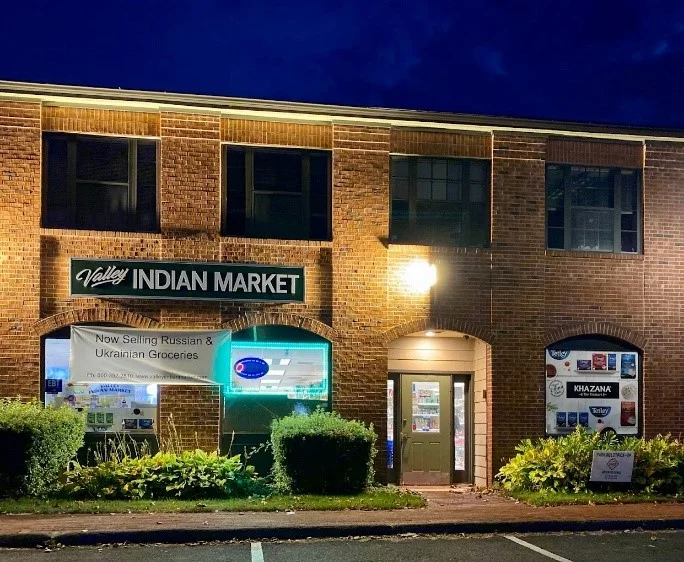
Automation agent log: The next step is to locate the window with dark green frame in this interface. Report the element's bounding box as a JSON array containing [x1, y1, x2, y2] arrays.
[[223, 145, 331, 241], [42, 133, 158, 232], [546, 164, 641, 253], [390, 156, 490, 246]]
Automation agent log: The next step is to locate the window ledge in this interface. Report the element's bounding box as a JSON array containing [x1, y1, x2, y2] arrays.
[[40, 228, 162, 239], [545, 249, 644, 260], [388, 242, 491, 255], [220, 235, 333, 248]]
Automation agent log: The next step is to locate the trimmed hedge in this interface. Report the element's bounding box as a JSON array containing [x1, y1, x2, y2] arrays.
[[61, 450, 265, 499], [0, 399, 85, 497], [497, 426, 684, 494], [271, 410, 377, 494]]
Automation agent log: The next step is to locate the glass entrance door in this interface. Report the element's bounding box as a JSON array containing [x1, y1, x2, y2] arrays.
[[452, 377, 471, 483]]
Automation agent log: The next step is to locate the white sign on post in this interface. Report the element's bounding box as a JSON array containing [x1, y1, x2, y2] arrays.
[[590, 450, 634, 483], [70, 326, 231, 385]]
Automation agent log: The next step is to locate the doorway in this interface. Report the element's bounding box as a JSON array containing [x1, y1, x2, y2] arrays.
[[397, 374, 472, 485]]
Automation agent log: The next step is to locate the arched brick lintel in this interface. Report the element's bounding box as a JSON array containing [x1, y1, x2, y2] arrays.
[[31, 308, 161, 336], [221, 312, 336, 342], [382, 317, 495, 345], [542, 322, 647, 351]]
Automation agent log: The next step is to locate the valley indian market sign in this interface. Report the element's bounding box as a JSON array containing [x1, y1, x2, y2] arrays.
[[70, 258, 305, 302]]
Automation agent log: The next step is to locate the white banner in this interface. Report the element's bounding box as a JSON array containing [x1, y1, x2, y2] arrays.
[[70, 327, 231, 385]]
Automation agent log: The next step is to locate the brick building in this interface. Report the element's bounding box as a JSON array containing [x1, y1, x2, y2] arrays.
[[0, 81, 682, 488]]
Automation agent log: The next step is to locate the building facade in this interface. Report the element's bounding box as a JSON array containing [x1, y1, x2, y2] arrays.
[[0, 81, 682, 488]]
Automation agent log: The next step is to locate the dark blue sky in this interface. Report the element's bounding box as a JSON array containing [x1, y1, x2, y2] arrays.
[[2, 1, 683, 127]]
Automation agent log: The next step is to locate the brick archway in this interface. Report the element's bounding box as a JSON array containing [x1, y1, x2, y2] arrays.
[[221, 312, 336, 342], [32, 308, 160, 336], [542, 321, 647, 351], [382, 317, 494, 345]]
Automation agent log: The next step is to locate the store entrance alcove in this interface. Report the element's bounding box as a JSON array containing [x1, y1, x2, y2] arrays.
[[386, 329, 489, 487]]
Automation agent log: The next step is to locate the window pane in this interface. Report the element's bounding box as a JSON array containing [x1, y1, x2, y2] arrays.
[[448, 161, 462, 180], [546, 165, 565, 208], [621, 212, 637, 232], [77, 138, 128, 183], [548, 208, 564, 229], [548, 228, 564, 249], [43, 136, 70, 228], [621, 231, 638, 253], [447, 181, 461, 201], [392, 157, 409, 178], [571, 167, 613, 208], [136, 141, 157, 232], [252, 193, 305, 239], [77, 183, 128, 231], [253, 151, 302, 193], [417, 159, 432, 179], [433, 160, 447, 179], [225, 148, 246, 235], [390, 200, 410, 242], [470, 162, 486, 182], [417, 179, 432, 200], [621, 170, 637, 211], [470, 182, 485, 203], [468, 204, 488, 246], [392, 177, 409, 200], [571, 209, 614, 251], [309, 152, 329, 196], [432, 180, 447, 200]]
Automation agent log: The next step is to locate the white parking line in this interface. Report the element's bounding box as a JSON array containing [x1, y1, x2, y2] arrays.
[[504, 535, 574, 562], [251, 542, 264, 562]]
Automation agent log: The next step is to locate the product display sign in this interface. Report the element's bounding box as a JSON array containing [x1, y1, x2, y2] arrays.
[[545, 349, 639, 435], [590, 450, 634, 483], [226, 342, 329, 400], [70, 326, 231, 385], [70, 258, 305, 303]]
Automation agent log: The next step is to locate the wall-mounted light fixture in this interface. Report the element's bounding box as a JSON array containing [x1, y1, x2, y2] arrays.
[[402, 260, 437, 293]]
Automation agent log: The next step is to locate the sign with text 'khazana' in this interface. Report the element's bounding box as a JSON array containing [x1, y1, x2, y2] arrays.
[[70, 258, 305, 302], [70, 326, 231, 385]]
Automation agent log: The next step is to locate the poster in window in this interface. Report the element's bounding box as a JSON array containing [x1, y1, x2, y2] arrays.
[[545, 348, 639, 435]]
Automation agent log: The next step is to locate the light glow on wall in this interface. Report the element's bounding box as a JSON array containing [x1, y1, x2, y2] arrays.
[[402, 260, 437, 293]]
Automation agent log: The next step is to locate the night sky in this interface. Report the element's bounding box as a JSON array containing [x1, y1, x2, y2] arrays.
[[2, 1, 683, 127]]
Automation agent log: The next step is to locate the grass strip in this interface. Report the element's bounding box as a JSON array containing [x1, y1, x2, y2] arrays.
[[0, 488, 425, 514], [507, 489, 683, 507]]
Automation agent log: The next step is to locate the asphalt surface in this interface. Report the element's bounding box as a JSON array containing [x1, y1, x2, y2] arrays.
[[0, 530, 682, 561]]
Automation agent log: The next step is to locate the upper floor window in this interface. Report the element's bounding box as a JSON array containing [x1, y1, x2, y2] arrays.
[[546, 165, 641, 253], [42, 133, 158, 232], [223, 145, 331, 241], [390, 156, 490, 246]]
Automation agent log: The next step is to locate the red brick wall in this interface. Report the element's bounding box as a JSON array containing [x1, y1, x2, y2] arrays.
[[2, 97, 684, 484], [0, 101, 42, 397], [643, 141, 684, 436]]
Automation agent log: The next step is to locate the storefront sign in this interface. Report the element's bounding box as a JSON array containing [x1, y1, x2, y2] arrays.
[[70, 326, 231, 385], [590, 450, 634, 483], [545, 348, 639, 436], [70, 258, 305, 303], [234, 357, 270, 379]]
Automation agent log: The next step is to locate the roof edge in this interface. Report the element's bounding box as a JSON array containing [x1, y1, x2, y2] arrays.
[[1, 80, 683, 139]]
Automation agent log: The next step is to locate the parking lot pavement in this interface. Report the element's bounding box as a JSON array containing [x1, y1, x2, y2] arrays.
[[0, 530, 682, 561]]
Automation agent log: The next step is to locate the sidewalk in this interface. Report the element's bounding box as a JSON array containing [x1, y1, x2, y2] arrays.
[[0, 489, 682, 547]]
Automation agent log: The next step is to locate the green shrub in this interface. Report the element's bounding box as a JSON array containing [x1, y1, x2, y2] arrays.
[[61, 450, 266, 499], [270, 409, 377, 494], [0, 399, 86, 497], [497, 427, 684, 495]]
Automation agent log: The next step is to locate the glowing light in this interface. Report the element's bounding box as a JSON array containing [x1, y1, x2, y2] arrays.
[[402, 260, 437, 293], [425, 330, 436, 337]]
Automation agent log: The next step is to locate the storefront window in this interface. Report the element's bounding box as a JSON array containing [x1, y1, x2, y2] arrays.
[[44, 334, 158, 433], [387, 380, 394, 469], [454, 381, 465, 470], [223, 326, 331, 436], [545, 337, 639, 436]]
